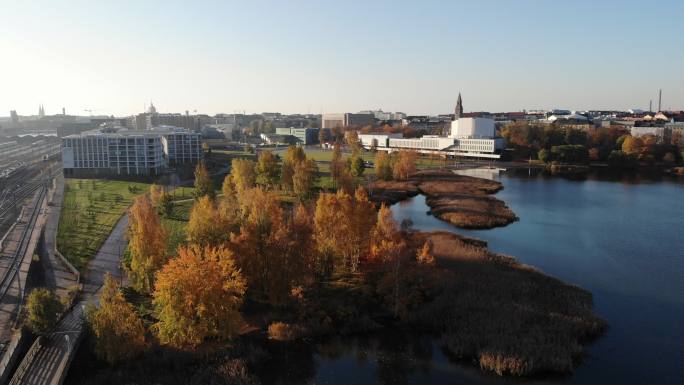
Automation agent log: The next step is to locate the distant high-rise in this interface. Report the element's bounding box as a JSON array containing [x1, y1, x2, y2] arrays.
[[455, 93, 463, 119], [38, 104, 45, 118]]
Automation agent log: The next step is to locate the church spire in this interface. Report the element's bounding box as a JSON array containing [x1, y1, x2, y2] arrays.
[[455, 93, 463, 119]]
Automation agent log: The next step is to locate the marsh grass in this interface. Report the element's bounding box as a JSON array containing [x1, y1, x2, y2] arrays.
[[409, 231, 606, 376]]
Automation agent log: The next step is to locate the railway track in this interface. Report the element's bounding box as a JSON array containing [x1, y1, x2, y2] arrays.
[[0, 186, 46, 302]]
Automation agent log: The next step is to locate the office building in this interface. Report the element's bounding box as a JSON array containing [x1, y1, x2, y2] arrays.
[[275, 127, 319, 144], [62, 126, 201, 176]]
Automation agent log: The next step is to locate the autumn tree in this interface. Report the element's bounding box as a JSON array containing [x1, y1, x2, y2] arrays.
[[230, 187, 303, 304], [255, 150, 280, 189], [345, 130, 360, 152], [370, 205, 408, 317], [622, 135, 644, 156], [219, 174, 241, 233], [417, 240, 435, 265], [313, 188, 376, 273], [87, 274, 146, 365], [350, 186, 377, 270], [393, 151, 417, 180], [375, 151, 393, 181], [193, 161, 214, 199], [26, 288, 63, 335], [187, 195, 231, 247], [149, 183, 164, 207], [128, 195, 168, 294], [293, 159, 319, 201], [330, 142, 345, 187], [281, 146, 307, 191], [153, 245, 246, 347], [230, 158, 256, 193]]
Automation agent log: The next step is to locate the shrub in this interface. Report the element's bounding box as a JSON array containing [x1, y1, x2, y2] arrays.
[[267, 322, 305, 341], [26, 288, 63, 335]]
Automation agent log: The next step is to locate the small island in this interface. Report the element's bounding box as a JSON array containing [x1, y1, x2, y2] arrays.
[[371, 169, 518, 229]]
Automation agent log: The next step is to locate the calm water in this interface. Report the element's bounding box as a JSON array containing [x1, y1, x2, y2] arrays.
[[308, 170, 684, 385]]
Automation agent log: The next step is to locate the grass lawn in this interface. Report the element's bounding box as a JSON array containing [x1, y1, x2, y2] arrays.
[[160, 200, 193, 254], [57, 179, 150, 270]]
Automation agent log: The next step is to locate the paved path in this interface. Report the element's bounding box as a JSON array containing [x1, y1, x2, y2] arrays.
[[10, 214, 129, 385]]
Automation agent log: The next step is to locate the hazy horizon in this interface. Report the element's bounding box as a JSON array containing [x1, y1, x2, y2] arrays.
[[2, 0, 683, 117]]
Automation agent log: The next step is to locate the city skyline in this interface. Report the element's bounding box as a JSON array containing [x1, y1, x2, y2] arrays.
[[2, 0, 684, 116]]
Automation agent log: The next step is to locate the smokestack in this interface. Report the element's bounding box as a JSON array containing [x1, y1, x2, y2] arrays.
[[62, 107, 65, 115], [658, 89, 662, 112]]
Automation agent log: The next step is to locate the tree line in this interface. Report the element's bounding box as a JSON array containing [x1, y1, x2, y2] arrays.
[[502, 121, 682, 166], [86, 153, 430, 364]]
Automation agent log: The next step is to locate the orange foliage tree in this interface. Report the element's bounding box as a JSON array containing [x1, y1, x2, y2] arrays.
[[87, 273, 147, 365], [128, 195, 167, 294], [230, 187, 308, 304], [153, 245, 246, 347], [313, 187, 377, 273], [392, 150, 417, 180], [187, 195, 232, 247]]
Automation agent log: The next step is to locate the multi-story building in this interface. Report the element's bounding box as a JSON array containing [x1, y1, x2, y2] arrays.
[[62, 126, 201, 176], [158, 126, 202, 165], [321, 112, 375, 129], [275, 127, 319, 144]]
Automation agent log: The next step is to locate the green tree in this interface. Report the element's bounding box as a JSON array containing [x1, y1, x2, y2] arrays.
[[193, 161, 214, 199], [26, 288, 63, 335], [350, 154, 365, 177], [255, 150, 280, 189]]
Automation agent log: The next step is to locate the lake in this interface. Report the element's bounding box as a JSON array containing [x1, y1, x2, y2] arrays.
[[309, 169, 684, 385]]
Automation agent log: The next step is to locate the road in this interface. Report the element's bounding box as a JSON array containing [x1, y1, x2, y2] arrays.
[[9, 215, 129, 385]]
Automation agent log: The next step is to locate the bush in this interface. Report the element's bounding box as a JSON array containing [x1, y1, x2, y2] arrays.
[[549, 145, 588, 164], [267, 322, 304, 341], [26, 288, 64, 335]]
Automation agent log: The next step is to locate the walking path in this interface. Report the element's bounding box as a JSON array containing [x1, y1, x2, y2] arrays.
[[9, 213, 129, 385]]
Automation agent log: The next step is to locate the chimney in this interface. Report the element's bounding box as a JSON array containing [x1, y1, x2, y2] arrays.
[[658, 89, 662, 112]]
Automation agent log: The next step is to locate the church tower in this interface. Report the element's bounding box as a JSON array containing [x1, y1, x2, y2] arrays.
[[455, 93, 463, 119]]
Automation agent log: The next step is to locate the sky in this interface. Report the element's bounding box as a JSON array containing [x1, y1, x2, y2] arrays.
[[1, 0, 683, 117]]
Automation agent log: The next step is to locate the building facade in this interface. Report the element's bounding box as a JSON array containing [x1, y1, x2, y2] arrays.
[[275, 127, 319, 144], [62, 127, 201, 176]]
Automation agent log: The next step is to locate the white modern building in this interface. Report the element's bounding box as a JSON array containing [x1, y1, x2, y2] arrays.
[[62, 126, 202, 176], [357, 95, 505, 158]]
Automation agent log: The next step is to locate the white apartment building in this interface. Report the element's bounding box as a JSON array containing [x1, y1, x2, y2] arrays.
[[62, 126, 201, 176]]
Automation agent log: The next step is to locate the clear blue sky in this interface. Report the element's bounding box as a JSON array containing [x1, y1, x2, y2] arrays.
[[2, 0, 683, 116]]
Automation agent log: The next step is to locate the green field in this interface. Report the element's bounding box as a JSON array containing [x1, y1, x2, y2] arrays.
[[160, 200, 193, 254], [57, 179, 150, 269]]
